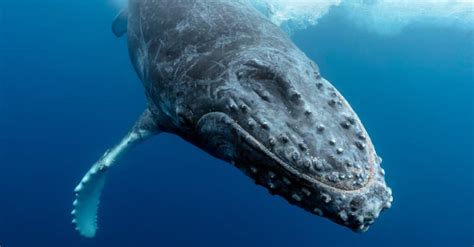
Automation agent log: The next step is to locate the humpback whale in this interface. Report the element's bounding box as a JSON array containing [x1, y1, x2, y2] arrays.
[[72, 0, 393, 238]]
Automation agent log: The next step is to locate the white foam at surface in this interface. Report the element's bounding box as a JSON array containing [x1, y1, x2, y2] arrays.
[[251, 0, 342, 28], [343, 0, 474, 35], [251, 0, 474, 35]]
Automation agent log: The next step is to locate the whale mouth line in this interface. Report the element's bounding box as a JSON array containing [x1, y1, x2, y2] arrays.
[[212, 112, 375, 193]]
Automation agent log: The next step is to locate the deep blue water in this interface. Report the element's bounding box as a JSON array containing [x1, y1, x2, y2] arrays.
[[1, 1, 473, 247]]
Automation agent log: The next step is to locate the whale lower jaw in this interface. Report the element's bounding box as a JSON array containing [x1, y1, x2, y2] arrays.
[[196, 112, 392, 232]]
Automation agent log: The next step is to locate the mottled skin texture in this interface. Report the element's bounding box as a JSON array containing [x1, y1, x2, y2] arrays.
[[126, 0, 392, 232], [73, 0, 392, 237]]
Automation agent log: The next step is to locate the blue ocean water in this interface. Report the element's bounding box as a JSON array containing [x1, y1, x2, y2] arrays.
[[1, 1, 473, 247]]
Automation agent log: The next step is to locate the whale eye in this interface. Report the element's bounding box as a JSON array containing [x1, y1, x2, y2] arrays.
[[239, 61, 292, 90], [237, 60, 276, 81]]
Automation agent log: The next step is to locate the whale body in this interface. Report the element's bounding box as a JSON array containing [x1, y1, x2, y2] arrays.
[[72, 0, 393, 238]]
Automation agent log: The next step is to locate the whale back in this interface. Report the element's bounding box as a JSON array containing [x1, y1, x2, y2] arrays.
[[127, 0, 301, 129]]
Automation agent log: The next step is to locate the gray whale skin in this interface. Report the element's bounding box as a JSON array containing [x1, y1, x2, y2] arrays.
[[71, 0, 393, 238]]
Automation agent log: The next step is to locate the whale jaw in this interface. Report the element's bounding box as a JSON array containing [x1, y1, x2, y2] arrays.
[[195, 111, 392, 232]]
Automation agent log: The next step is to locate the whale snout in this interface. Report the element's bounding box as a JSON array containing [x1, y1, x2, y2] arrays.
[[330, 181, 393, 232], [188, 55, 392, 232]]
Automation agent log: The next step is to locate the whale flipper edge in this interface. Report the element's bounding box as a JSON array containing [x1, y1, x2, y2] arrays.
[[72, 109, 159, 237]]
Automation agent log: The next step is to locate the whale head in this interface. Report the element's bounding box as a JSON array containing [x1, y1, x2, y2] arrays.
[[192, 52, 393, 232]]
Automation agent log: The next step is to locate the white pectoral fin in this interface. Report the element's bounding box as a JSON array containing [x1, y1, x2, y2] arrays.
[[72, 163, 108, 238], [72, 110, 159, 238], [112, 8, 129, 38]]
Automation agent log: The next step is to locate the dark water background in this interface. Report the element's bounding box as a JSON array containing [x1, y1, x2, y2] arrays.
[[1, 1, 473, 246]]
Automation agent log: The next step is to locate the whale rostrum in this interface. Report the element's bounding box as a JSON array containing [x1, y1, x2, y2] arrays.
[[72, 0, 392, 238]]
